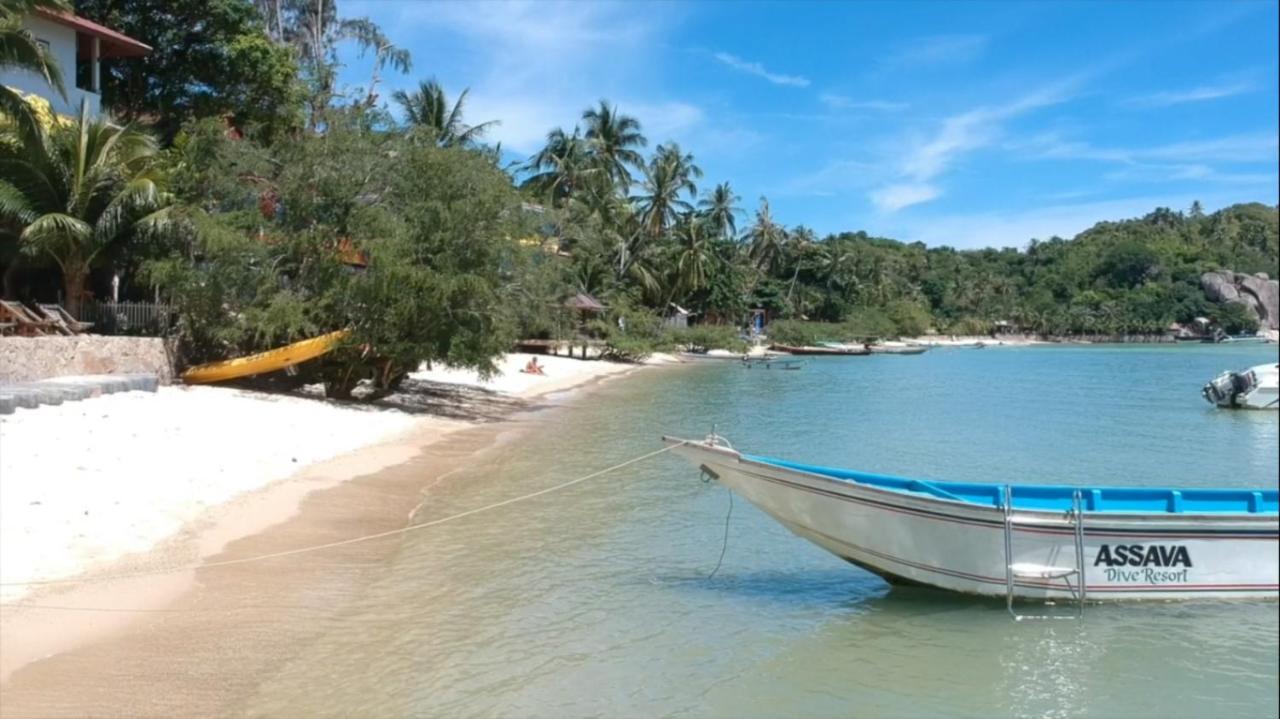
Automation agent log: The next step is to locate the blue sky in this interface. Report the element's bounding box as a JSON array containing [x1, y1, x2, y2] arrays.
[[339, 0, 1279, 249]]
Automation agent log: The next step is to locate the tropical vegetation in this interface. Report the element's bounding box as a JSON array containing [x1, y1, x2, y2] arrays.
[[1, 0, 1276, 397]]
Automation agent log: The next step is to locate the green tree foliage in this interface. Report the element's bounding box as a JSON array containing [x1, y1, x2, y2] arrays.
[[1209, 301, 1260, 335], [0, 0, 66, 136], [76, 0, 305, 143], [521, 119, 1278, 340], [0, 100, 173, 315], [149, 112, 520, 397], [582, 100, 646, 188], [393, 79, 497, 148]]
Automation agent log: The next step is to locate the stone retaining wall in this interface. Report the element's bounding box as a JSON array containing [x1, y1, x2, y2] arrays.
[[0, 336, 176, 383]]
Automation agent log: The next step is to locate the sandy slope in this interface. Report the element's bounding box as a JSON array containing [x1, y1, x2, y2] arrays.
[[0, 353, 659, 603]]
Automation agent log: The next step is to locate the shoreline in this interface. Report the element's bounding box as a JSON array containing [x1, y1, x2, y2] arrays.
[[0, 352, 667, 692]]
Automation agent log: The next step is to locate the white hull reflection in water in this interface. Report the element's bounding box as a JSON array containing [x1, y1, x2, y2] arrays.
[[239, 345, 1279, 719]]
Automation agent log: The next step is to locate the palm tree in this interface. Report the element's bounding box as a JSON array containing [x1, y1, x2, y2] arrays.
[[784, 226, 819, 307], [0, 0, 67, 135], [581, 100, 646, 188], [393, 79, 498, 148], [634, 142, 701, 239], [0, 100, 173, 315], [521, 126, 599, 206], [672, 213, 716, 300], [698, 182, 741, 240], [342, 18, 411, 108], [746, 197, 787, 274]]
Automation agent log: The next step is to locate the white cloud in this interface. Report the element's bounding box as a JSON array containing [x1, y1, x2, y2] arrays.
[[1104, 163, 1277, 185], [362, 1, 705, 155], [625, 101, 706, 142], [819, 94, 908, 111], [1126, 80, 1255, 107], [1018, 132, 1279, 165], [713, 52, 810, 87], [881, 34, 988, 69], [870, 183, 941, 212], [867, 79, 1079, 212]]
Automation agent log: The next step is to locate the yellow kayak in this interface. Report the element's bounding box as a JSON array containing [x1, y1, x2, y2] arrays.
[[182, 330, 350, 384]]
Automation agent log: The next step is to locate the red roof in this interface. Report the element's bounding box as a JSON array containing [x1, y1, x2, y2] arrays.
[[35, 9, 151, 58]]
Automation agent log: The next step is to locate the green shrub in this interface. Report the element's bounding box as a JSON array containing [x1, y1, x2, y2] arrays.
[[667, 324, 749, 353], [841, 307, 898, 339], [885, 300, 933, 337], [1210, 302, 1260, 335], [945, 317, 993, 336], [766, 319, 846, 346], [600, 334, 660, 363]]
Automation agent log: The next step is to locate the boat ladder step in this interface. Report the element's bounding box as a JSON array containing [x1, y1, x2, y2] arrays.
[[1008, 563, 1078, 580], [1002, 486, 1087, 620]]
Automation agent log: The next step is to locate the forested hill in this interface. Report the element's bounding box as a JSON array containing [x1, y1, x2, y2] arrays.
[[773, 202, 1278, 336]]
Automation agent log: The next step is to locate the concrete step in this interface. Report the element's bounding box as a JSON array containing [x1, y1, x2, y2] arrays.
[[0, 373, 162, 414]]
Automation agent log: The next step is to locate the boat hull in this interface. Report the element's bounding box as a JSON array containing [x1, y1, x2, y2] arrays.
[[667, 440, 1279, 601], [869, 346, 928, 355], [182, 330, 349, 384], [1203, 364, 1280, 410], [770, 344, 870, 356]]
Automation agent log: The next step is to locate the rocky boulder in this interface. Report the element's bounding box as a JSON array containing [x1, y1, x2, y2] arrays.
[[1200, 271, 1280, 329]]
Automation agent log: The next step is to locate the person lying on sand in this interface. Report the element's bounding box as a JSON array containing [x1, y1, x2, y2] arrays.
[[521, 357, 546, 376]]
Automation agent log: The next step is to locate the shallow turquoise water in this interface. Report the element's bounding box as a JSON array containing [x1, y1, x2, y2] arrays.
[[246, 345, 1279, 718]]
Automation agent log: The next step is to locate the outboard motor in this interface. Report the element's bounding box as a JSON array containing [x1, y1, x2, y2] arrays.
[[1203, 370, 1255, 407]]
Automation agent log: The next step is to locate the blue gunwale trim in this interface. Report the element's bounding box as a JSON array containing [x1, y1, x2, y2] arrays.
[[743, 455, 1280, 515]]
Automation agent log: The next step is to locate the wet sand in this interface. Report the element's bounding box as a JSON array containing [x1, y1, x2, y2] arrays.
[[0, 367, 657, 717]]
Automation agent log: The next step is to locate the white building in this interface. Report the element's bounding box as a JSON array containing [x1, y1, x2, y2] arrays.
[[0, 9, 150, 117]]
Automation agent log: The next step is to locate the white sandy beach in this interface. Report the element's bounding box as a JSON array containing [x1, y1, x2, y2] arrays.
[[410, 351, 669, 397], [0, 353, 656, 605]]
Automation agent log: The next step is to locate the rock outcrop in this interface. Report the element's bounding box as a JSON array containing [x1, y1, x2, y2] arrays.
[[1201, 271, 1280, 329]]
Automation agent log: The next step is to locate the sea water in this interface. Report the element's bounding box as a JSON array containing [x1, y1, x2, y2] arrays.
[[244, 344, 1279, 718]]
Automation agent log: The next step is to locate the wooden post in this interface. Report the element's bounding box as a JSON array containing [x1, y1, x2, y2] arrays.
[[91, 37, 101, 93]]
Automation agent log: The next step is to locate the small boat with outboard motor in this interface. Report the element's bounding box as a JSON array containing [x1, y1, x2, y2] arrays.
[[866, 341, 928, 355], [663, 433, 1278, 604], [1203, 363, 1278, 410], [741, 356, 805, 370], [771, 343, 870, 356]]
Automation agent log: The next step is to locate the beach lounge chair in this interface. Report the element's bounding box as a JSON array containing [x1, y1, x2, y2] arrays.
[[0, 300, 57, 336], [25, 303, 73, 335], [38, 303, 93, 334]]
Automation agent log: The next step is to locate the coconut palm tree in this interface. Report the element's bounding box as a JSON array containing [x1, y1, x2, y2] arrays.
[[0, 100, 173, 315], [0, 0, 67, 134], [698, 181, 741, 240], [581, 100, 646, 188], [672, 213, 716, 299], [634, 142, 701, 240], [392, 78, 497, 148], [746, 197, 787, 274], [785, 226, 820, 306], [522, 126, 599, 206]]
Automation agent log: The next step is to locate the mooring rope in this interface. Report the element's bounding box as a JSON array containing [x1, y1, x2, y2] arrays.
[[706, 490, 734, 579], [0, 442, 687, 598]]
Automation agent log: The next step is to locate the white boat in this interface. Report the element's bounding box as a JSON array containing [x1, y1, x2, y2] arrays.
[[867, 341, 928, 355], [1202, 363, 1279, 410], [677, 350, 748, 361], [664, 434, 1278, 603], [740, 356, 805, 370]]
